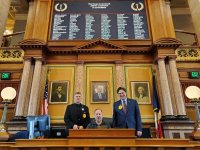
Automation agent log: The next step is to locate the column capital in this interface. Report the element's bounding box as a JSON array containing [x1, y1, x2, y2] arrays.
[[115, 60, 123, 64], [158, 56, 166, 60], [76, 60, 84, 65], [34, 57, 44, 62], [23, 56, 32, 61], [154, 56, 166, 64], [168, 55, 177, 60]]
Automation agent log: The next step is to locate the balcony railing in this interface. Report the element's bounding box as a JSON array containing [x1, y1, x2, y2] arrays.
[[175, 29, 199, 46], [1, 31, 25, 62], [1, 31, 25, 47], [175, 29, 200, 62]]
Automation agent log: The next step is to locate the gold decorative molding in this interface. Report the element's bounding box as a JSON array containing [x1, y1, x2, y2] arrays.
[[175, 47, 200, 62], [0, 48, 24, 62]]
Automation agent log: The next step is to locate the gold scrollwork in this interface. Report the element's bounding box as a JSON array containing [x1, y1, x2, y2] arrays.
[[175, 48, 200, 61], [0, 49, 24, 62]]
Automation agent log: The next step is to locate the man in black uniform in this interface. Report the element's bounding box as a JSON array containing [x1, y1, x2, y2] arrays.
[[64, 92, 90, 129]]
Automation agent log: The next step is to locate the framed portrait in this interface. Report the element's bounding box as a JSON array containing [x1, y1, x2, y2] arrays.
[[91, 81, 109, 103], [49, 80, 69, 104], [131, 81, 151, 104]]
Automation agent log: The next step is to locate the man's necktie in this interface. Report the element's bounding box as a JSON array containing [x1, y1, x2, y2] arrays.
[[123, 100, 127, 113], [99, 93, 102, 99]]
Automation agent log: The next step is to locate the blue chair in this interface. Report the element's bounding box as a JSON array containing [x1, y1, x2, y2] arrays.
[[27, 115, 50, 139]]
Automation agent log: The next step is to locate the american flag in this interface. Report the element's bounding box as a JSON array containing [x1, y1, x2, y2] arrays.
[[152, 75, 163, 138], [41, 80, 48, 115]]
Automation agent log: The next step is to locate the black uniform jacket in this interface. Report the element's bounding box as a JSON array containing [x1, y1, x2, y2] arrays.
[[64, 103, 90, 129]]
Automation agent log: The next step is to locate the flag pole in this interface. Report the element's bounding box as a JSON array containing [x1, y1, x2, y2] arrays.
[[153, 108, 159, 138]]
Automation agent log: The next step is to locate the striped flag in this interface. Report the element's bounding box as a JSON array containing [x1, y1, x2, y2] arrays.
[[152, 75, 163, 138], [157, 118, 163, 138], [41, 80, 49, 115]]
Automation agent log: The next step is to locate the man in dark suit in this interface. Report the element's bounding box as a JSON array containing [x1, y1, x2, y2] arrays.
[[112, 87, 142, 137], [93, 86, 107, 101], [64, 92, 90, 129]]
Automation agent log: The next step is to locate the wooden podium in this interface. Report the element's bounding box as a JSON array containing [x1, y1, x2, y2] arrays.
[[68, 129, 136, 147], [68, 129, 136, 138]]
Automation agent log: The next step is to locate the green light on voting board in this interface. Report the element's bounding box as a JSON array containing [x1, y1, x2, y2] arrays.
[[1, 72, 11, 80], [190, 71, 199, 79]]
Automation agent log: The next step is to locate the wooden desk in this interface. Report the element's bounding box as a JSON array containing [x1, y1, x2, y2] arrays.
[[0, 129, 200, 150], [68, 129, 136, 147], [0, 139, 199, 150]]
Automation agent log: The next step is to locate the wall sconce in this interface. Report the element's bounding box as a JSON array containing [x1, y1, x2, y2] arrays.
[[0, 87, 16, 141], [185, 86, 200, 140]]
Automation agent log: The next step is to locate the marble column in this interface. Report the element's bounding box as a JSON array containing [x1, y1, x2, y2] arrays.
[[15, 57, 32, 117], [23, 64, 34, 117], [154, 65, 165, 115], [115, 61, 125, 88], [168, 56, 188, 119], [0, 0, 11, 46], [165, 63, 177, 116], [188, 0, 200, 43], [76, 61, 84, 97], [157, 57, 174, 120], [28, 58, 43, 116]]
